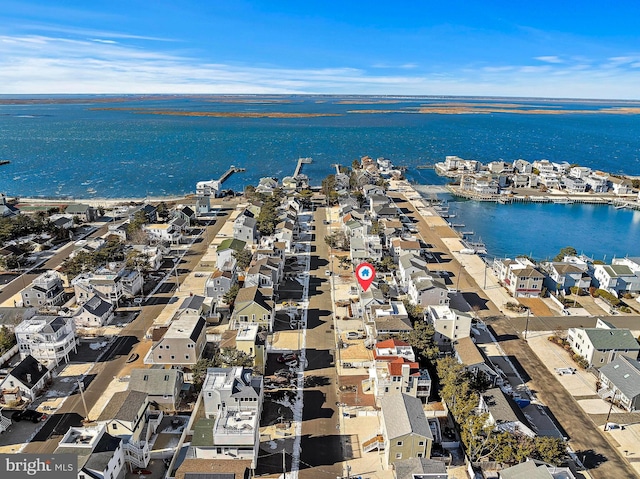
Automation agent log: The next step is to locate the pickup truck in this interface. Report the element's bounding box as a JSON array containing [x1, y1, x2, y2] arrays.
[[12, 409, 46, 423]]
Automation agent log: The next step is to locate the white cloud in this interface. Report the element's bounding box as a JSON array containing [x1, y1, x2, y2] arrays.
[[2, 33, 640, 99], [535, 56, 563, 64]]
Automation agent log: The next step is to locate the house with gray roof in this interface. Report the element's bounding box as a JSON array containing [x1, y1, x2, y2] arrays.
[[97, 389, 162, 469], [21, 270, 65, 308], [394, 457, 449, 479], [543, 261, 591, 294], [129, 367, 185, 410], [216, 238, 247, 272], [594, 263, 640, 294], [479, 387, 536, 437], [0, 194, 19, 217], [74, 295, 114, 328], [498, 459, 576, 479], [202, 367, 263, 418], [179, 295, 206, 315], [233, 210, 258, 245], [380, 393, 433, 465], [145, 313, 207, 367], [65, 203, 98, 222], [14, 314, 77, 366], [598, 356, 640, 411], [567, 324, 640, 368]]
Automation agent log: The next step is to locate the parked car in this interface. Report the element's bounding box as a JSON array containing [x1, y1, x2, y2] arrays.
[[277, 353, 298, 363], [12, 409, 46, 423], [346, 331, 362, 340]]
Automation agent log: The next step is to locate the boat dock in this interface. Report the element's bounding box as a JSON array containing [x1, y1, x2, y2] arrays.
[[416, 164, 435, 169], [218, 165, 246, 184], [294, 157, 312, 178]]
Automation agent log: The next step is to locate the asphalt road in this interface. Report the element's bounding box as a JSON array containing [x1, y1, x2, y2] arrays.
[[0, 222, 112, 305], [298, 207, 343, 479], [23, 208, 232, 453]]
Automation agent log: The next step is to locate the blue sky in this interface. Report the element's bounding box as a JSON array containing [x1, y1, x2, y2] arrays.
[[2, 1, 640, 98]]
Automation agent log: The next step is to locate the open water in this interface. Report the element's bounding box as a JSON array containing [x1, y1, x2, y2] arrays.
[[1, 94, 640, 259]]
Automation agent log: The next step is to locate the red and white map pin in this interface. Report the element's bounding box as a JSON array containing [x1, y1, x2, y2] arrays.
[[355, 262, 376, 292]]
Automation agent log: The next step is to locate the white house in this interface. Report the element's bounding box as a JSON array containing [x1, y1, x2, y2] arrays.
[[0, 354, 51, 402], [73, 295, 115, 328], [567, 322, 640, 368], [426, 305, 472, 347], [15, 315, 77, 366], [20, 270, 65, 308]]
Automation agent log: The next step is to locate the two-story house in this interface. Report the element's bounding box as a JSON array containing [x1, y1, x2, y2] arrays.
[[216, 239, 247, 272], [230, 286, 274, 332], [379, 394, 433, 466], [146, 313, 207, 367], [97, 390, 163, 470], [14, 315, 77, 366], [128, 368, 184, 411], [478, 387, 536, 437], [426, 305, 472, 348], [202, 367, 264, 418], [73, 295, 115, 328], [567, 322, 640, 368], [233, 210, 258, 245], [65, 203, 98, 222], [21, 270, 65, 309], [0, 354, 51, 402], [142, 223, 183, 244]]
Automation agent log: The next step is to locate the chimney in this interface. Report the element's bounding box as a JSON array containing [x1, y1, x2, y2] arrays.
[[37, 363, 43, 372], [26, 373, 32, 384]]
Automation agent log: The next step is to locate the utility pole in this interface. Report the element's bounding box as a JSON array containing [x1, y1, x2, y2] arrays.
[[282, 448, 286, 478], [524, 308, 530, 340], [78, 379, 90, 422], [604, 393, 617, 431]]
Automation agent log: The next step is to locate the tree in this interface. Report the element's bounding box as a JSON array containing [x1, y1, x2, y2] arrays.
[[215, 347, 254, 368], [127, 210, 148, 239], [233, 249, 252, 270], [192, 358, 217, 391], [533, 436, 566, 465], [126, 250, 150, 276], [399, 320, 438, 362], [223, 284, 240, 305], [338, 256, 352, 270], [156, 202, 170, 221], [402, 299, 424, 322], [377, 255, 397, 273], [0, 326, 16, 354], [351, 159, 361, 170], [553, 246, 577, 262]]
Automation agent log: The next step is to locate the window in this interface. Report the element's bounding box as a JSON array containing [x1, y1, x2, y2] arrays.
[[165, 345, 170, 349], [143, 375, 149, 381], [185, 355, 189, 360], [164, 375, 170, 381], [112, 424, 117, 429], [158, 355, 162, 359], [395, 453, 402, 459], [417, 453, 423, 458], [418, 441, 424, 446], [171, 355, 175, 360], [396, 441, 403, 446]]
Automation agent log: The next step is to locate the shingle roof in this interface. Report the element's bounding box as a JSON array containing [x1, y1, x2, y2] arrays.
[[180, 295, 205, 311], [8, 355, 48, 388], [582, 328, 640, 351], [217, 239, 247, 252], [129, 368, 183, 397], [65, 203, 92, 214], [97, 390, 148, 422], [454, 336, 485, 366], [599, 356, 640, 401], [81, 295, 113, 317], [499, 460, 554, 479], [381, 393, 432, 441], [394, 458, 448, 479], [482, 387, 532, 429], [84, 433, 122, 474]]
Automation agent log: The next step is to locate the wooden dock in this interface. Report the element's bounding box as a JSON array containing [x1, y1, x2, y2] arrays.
[[294, 157, 312, 178], [218, 165, 246, 184]]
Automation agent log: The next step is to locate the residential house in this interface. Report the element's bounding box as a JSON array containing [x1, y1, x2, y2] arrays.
[[55, 424, 125, 479], [174, 205, 197, 227], [453, 337, 501, 387], [343, 218, 367, 238], [372, 204, 400, 220], [15, 315, 77, 366], [73, 272, 124, 305], [407, 275, 449, 307], [363, 184, 385, 199], [128, 368, 184, 411], [494, 258, 544, 298], [562, 176, 587, 193], [532, 159, 554, 175], [256, 177, 278, 195], [379, 394, 433, 466], [479, 387, 536, 437], [0, 355, 50, 402], [373, 339, 416, 362], [216, 239, 247, 272], [97, 390, 162, 470], [146, 313, 207, 367], [398, 253, 430, 287], [190, 409, 260, 469], [0, 194, 19, 217], [512, 159, 532, 174], [499, 458, 576, 479], [391, 239, 421, 261], [369, 355, 431, 404], [543, 261, 591, 294], [73, 295, 115, 328], [569, 166, 592, 178], [202, 367, 263, 418], [233, 210, 258, 245], [488, 161, 514, 174], [585, 173, 609, 193], [567, 323, 640, 368], [230, 286, 275, 332], [196, 179, 221, 198], [129, 203, 158, 223], [234, 324, 266, 374], [609, 177, 634, 195], [350, 235, 383, 262], [169, 216, 188, 234], [205, 270, 237, 303], [612, 257, 640, 275], [65, 203, 98, 222], [245, 257, 281, 288], [21, 270, 65, 308], [51, 216, 74, 230], [142, 223, 182, 244], [131, 244, 164, 271], [371, 302, 413, 336], [394, 458, 449, 479], [358, 287, 386, 318], [426, 305, 472, 347], [598, 356, 640, 412], [594, 263, 640, 295]]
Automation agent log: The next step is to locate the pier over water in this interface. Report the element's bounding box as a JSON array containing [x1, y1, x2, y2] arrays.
[[218, 165, 246, 184], [293, 157, 312, 178]]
